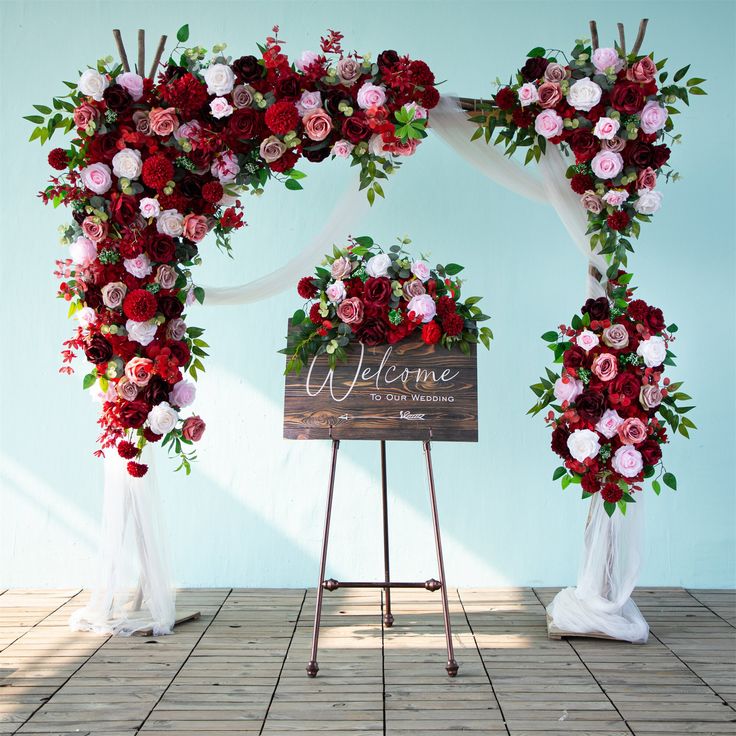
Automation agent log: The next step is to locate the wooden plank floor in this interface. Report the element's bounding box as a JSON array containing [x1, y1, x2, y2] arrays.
[[0, 588, 733, 735]]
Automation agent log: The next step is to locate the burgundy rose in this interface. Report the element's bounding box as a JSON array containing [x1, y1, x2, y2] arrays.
[[623, 140, 653, 168], [87, 133, 119, 163], [363, 277, 391, 308], [342, 113, 370, 144], [582, 297, 610, 322], [581, 472, 600, 494], [119, 399, 150, 429], [355, 318, 388, 347], [275, 75, 300, 100], [85, 333, 113, 364], [111, 194, 139, 226], [563, 345, 587, 371], [143, 376, 170, 405], [178, 173, 202, 200], [324, 89, 353, 117], [167, 340, 190, 366], [228, 108, 259, 139], [570, 173, 594, 195], [147, 234, 176, 263], [103, 85, 132, 113], [646, 306, 666, 333], [377, 49, 400, 68], [85, 285, 103, 309], [610, 81, 645, 114], [158, 295, 184, 319], [576, 389, 606, 422], [494, 87, 516, 110], [232, 55, 262, 82], [640, 439, 663, 466], [551, 424, 571, 458], [612, 371, 641, 401], [651, 144, 671, 168], [521, 56, 549, 82], [570, 130, 598, 163]]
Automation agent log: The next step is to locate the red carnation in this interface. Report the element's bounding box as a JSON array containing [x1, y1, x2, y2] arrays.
[[309, 302, 322, 324], [442, 312, 464, 337], [297, 276, 318, 299], [417, 85, 440, 109], [127, 461, 149, 478], [512, 109, 533, 128], [570, 173, 594, 195], [410, 59, 435, 87], [117, 440, 139, 459], [436, 295, 456, 319], [265, 100, 299, 135], [142, 155, 174, 190], [495, 87, 516, 111], [601, 482, 623, 504], [123, 289, 157, 322], [422, 321, 441, 345], [607, 210, 630, 232], [202, 181, 224, 203], [581, 472, 600, 495], [48, 147, 68, 170], [628, 299, 649, 322], [143, 428, 163, 443], [269, 148, 299, 173], [646, 306, 666, 333], [160, 73, 209, 117]]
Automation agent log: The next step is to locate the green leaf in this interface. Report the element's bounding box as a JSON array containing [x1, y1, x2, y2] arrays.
[[552, 467, 566, 481], [177, 24, 190, 43], [541, 331, 558, 342], [663, 472, 677, 490], [193, 286, 205, 304], [353, 236, 374, 248], [292, 308, 305, 326], [23, 115, 45, 124], [285, 179, 303, 191], [603, 501, 616, 517], [527, 46, 546, 58], [444, 263, 464, 276], [652, 479, 661, 496], [689, 86, 706, 95], [673, 64, 690, 82], [33, 104, 52, 115], [82, 373, 96, 390]]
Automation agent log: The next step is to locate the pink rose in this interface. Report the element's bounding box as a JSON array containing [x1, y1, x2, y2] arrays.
[[330, 257, 352, 280], [602, 189, 629, 207], [209, 97, 234, 119], [534, 109, 563, 139], [124, 253, 153, 278], [637, 167, 657, 190], [332, 139, 354, 158], [170, 379, 196, 408], [356, 82, 387, 109], [602, 324, 630, 350], [183, 214, 208, 243], [116, 377, 139, 401], [591, 352, 618, 382], [537, 82, 562, 109], [402, 279, 426, 300], [69, 236, 97, 266], [295, 50, 320, 72], [326, 280, 347, 304], [554, 376, 583, 404], [125, 356, 154, 387], [139, 197, 161, 219], [407, 294, 437, 323], [576, 329, 600, 352], [182, 415, 206, 442], [639, 101, 668, 134], [627, 57, 656, 83], [73, 103, 99, 129], [591, 150, 624, 180], [596, 409, 624, 439], [612, 445, 644, 478], [149, 107, 179, 136], [601, 136, 626, 153], [296, 90, 322, 116], [155, 264, 177, 290], [80, 162, 112, 195], [303, 108, 333, 142], [593, 117, 620, 140], [392, 139, 419, 157], [640, 384, 663, 411], [581, 191, 603, 214], [518, 82, 539, 107], [116, 72, 144, 101], [618, 417, 648, 445], [411, 261, 431, 281], [82, 217, 108, 243], [592, 47, 624, 73], [336, 297, 365, 325]]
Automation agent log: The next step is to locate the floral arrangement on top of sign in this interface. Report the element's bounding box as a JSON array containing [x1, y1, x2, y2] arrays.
[[469, 39, 706, 274], [281, 236, 493, 374], [528, 272, 695, 516], [26, 24, 439, 477]]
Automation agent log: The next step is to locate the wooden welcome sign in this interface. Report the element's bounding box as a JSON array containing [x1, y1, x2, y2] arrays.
[[284, 330, 478, 442]]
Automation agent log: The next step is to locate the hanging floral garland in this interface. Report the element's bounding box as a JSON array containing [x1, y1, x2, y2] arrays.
[[27, 25, 438, 476]]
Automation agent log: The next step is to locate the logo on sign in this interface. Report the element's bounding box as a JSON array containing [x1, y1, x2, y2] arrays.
[[399, 411, 426, 421]]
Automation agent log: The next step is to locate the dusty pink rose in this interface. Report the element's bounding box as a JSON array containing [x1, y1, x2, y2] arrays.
[[125, 356, 154, 387], [576, 329, 600, 352], [330, 257, 352, 280], [592, 352, 618, 382], [639, 101, 668, 134], [155, 264, 177, 290], [337, 297, 365, 325], [183, 214, 208, 243], [336, 57, 361, 86], [182, 415, 206, 442], [132, 111, 151, 134], [82, 217, 108, 243], [593, 117, 620, 140], [73, 103, 99, 128], [627, 56, 656, 83], [601, 136, 626, 153], [591, 150, 624, 180], [232, 84, 255, 109], [602, 323, 630, 349], [637, 167, 657, 190], [602, 189, 629, 207], [303, 108, 333, 142], [403, 279, 426, 300], [534, 109, 563, 139], [116, 72, 144, 101], [554, 376, 583, 403], [544, 63, 568, 83], [640, 384, 663, 410], [296, 90, 322, 116], [148, 107, 179, 136], [116, 377, 139, 401], [537, 82, 562, 109], [581, 191, 603, 213], [259, 136, 286, 163], [618, 417, 648, 445], [80, 162, 112, 195], [167, 318, 187, 341], [392, 139, 419, 156], [101, 281, 127, 309], [612, 445, 643, 477]]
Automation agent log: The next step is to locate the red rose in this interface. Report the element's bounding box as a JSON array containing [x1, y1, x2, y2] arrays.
[[355, 318, 388, 346], [610, 81, 645, 114], [563, 345, 587, 371], [363, 277, 391, 308], [601, 482, 623, 504], [147, 233, 176, 263], [442, 312, 464, 337], [342, 113, 370, 144], [646, 306, 666, 333], [297, 276, 318, 299], [623, 141, 653, 168], [582, 297, 610, 322], [495, 87, 516, 111], [84, 333, 113, 364], [264, 100, 299, 135], [387, 322, 409, 344], [228, 108, 260, 140], [570, 173, 594, 195], [627, 299, 649, 322], [607, 211, 630, 232], [167, 340, 190, 366], [103, 85, 132, 113], [570, 131, 598, 163], [612, 371, 641, 402], [110, 193, 139, 226], [581, 472, 600, 494], [422, 321, 441, 344], [640, 439, 662, 466], [576, 389, 606, 422], [551, 425, 570, 458], [651, 145, 671, 169], [86, 133, 119, 163], [119, 400, 150, 429], [123, 289, 157, 322]]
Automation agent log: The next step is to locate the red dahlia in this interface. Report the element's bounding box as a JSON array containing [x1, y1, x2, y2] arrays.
[[127, 461, 149, 478], [201, 181, 224, 203], [265, 100, 299, 135], [48, 147, 68, 170], [607, 210, 630, 232], [442, 312, 464, 337], [297, 276, 318, 299], [142, 155, 174, 190], [570, 173, 594, 194], [117, 440, 138, 459], [601, 482, 623, 504], [123, 289, 158, 322]]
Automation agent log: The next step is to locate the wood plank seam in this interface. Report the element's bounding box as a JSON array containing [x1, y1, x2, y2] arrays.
[[686, 589, 736, 631]]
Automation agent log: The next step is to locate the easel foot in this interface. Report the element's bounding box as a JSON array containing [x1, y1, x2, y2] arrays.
[[306, 660, 319, 677], [446, 659, 459, 677], [383, 613, 394, 627]]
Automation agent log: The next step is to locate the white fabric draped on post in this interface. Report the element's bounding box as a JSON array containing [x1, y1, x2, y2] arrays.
[[74, 94, 647, 642]]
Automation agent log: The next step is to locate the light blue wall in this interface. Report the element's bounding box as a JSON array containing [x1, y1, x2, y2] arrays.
[[1, 0, 734, 589]]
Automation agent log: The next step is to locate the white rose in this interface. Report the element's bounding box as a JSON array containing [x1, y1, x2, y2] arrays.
[[326, 280, 347, 304], [637, 335, 667, 367], [139, 197, 161, 218], [126, 319, 158, 346], [147, 401, 179, 435], [116, 72, 144, 101], [365, 253, 391, 278], [634, 189, 663, 215], [296, 90, 322, 116], [566, 428, 601, 462], [79, 69, 109, 101], [576, 329, 600, 352], [156, 209, 185, 237], [112, 148, 143, 180], [566, 78, 602, 112], [203, 63, 235, 96]]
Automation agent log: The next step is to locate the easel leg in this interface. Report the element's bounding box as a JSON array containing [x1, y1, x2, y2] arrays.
[[423, 440, 459, 677], [307, 438, 340, 678], [380, 441, 394, 627]]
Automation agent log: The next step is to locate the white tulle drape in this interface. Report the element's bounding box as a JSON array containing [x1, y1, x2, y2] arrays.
[[74, 94, 646, 641]]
